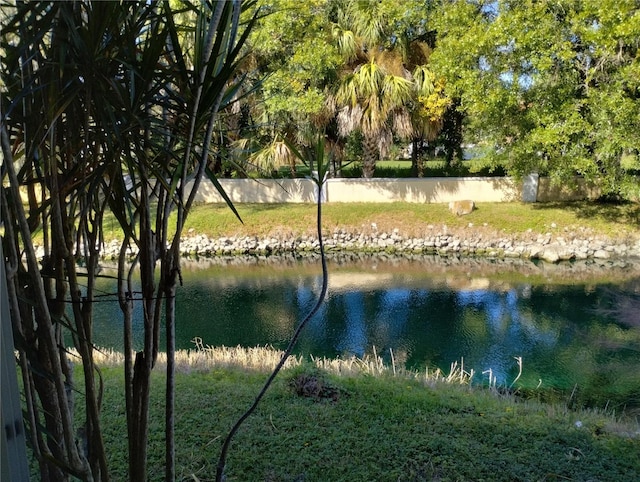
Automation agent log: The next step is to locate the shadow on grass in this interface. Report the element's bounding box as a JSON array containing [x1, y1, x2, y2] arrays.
[[531, 201, 640, 225], [239, 203, 313, 214]]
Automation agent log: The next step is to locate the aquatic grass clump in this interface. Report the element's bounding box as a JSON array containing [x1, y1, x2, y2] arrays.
[[78, 343, 476, 388], [70, 343, 304, 373], [310, 348, 475, 386], [76, 344, 637, 416], [182, 343, 478, 387]]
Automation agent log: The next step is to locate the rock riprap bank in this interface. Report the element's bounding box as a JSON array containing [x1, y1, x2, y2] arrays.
[[98, 225, 640, 263]]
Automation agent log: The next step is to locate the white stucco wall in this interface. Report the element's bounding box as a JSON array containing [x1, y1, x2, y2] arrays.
[[190, 177, 522, 204], [323, 177, 520, 203], [187, 178, 321, 203]]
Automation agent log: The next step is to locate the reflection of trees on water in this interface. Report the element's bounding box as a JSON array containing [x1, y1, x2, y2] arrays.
[[305, 284, 540, 385], [299, 281, 637, 391], [333, 292, 368, 357], [325, 289, 413, 359], [454, 288, 559, 384], [90, 268, 640, 403]]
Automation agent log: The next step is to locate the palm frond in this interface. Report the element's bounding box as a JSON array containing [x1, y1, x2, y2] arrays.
[[249, 138, 294, 171], [332, 24, 358, 62], [413, 65, 436, 97], [346, 0, 386, 47], [382, 74, 413, 107], [354, 58, 385, 97], [337, 104, 363, 137], [336, 72, 358, 106], [392, 109, 414, 140]]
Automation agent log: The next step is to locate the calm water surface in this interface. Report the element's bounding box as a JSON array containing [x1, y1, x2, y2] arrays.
[[91, 255, 640, 406]]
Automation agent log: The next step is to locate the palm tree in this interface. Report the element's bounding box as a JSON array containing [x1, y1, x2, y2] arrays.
[[249, 136, 298, 177], [335, 55, 413, 177], [331, 0, 446, 178]]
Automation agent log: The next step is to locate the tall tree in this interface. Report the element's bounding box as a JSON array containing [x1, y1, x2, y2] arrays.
[[334, 55, 413, 177], [232, 0, 341, 177], [410, 65, 452, 176], [571, 0, 640, 195], [241, 0, 446, 179]]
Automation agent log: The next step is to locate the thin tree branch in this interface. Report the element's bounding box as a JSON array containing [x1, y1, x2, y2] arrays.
[[215, 177, 328, 482]]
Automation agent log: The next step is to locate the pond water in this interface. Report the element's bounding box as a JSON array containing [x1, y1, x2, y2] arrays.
[[90, 254, 640, 409]]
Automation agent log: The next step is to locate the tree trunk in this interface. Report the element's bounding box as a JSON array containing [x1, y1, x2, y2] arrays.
[[118, 240, 137, 482], [362, 134, 379, 178], [127, 180, 159, 482], [410, 138, 426, 177], [32, 359, 69, 482], [165, 279, 177, 482], [2, 126, 94, 482], [442, 101, 464, 168], [411, 138, 418, 177], [330, 156, 343, 178], [417, 157, 424, 178]]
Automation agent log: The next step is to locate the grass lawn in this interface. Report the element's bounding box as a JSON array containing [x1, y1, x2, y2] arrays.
[[176, 201, 640, 241], [90, 354, 640, 481]]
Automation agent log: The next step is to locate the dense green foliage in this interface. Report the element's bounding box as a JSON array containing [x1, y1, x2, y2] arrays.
[[86, 364, 640, 481], [430, 0, 640, 194], [232, 0, 640, 194], [235, 0, 450, 177]]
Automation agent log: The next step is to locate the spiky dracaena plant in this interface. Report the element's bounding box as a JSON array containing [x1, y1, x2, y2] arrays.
[[1, 1, 257, 480]]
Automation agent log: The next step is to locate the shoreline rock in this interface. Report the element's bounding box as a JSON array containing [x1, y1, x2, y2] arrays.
[[94, 227, 640, 264]]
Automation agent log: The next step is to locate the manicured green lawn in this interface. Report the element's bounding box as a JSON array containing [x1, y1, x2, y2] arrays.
[[179, 201, 640, 240], [93, 362, 639, 481], [43, 196, 640, 246]]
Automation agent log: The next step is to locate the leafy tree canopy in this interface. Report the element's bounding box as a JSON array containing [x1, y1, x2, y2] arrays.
[[249, 0, 341, 122], [430, 0, 640, 194], [230, 0, 639, 190]]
